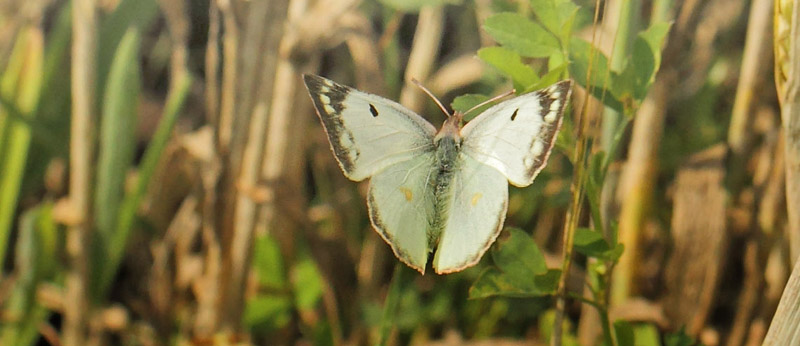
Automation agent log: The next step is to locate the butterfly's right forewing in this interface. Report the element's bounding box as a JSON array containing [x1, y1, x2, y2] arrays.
[[303, 74, 437, 181]]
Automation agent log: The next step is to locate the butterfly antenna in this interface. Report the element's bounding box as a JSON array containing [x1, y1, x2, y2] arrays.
[[464, 89, 516, 116], [411, 78, 451, 117]]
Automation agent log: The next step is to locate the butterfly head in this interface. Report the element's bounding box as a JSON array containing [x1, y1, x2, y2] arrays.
[[435, 110, 464, 143]]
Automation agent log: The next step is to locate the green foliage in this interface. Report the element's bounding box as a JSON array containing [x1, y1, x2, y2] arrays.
[[470, 228, 560, 298], [246, 234, 292, 333], [613, 320, 635, 346], [664, 327, 696, 346], [539, 310, 580, 346], [574, 228, 623, 262], [569, 22, 671, 115], [478, 46, 539, 91], [483, 13, 561, 58], [530, 0, 580, 42], [0, 27, 43, 270], [98, 71, 192, 295], [451, 93, 490, 120], [0, 204, 59, 346], [95, 28, 140, 245]]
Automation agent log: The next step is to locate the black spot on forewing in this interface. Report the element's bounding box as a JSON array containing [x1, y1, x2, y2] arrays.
[[302, 74, 359, 174], [510, 108, 519, 121], [369, 103, 379, 117]]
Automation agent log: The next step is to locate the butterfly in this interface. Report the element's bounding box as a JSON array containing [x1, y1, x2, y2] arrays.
[[303, 74, 571, 274]]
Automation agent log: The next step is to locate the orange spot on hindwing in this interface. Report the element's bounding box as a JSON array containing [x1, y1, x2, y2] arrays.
[[399, 187, 413, 201], [471, 193, 483, 206]]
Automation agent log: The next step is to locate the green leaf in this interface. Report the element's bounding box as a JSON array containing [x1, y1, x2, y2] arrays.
[[574, 228, 613, 259], [0, 28, 43, 270], [452, 93, 489, 121], [469, 229, 560, 298], [568, 38, 610, 88], [97, 0, 159, 99], [469, 268, 561, 298], [292, 257, 324, 310], [478, 46, 539, 91], [614, 22, 672, 103], [568, 39, 623, 112], [530, 0, 580, 41], [492, 228, 548, 277], [539, 310, 581, 346], [633, 323, 662, 346], [377, 0, 461, 12], [484, 13, 560, 57], [95, 28, 141, 239], [525, 63, 568, 92], [614, 320, 635, 346], [0, 204, 58, 345], [99, 71, 192, 296], [665, 327, 696, 346], [244, 295, 292, 331], [253, 233, 286, 288], [638, 21, 671, 78]]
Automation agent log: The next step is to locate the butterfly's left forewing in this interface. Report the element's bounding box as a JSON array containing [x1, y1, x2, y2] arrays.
[[461, 81, 571, 187], [304, 74, 437, 181]]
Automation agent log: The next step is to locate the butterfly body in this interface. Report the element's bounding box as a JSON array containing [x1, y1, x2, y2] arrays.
[[304, 74, 571, 274]]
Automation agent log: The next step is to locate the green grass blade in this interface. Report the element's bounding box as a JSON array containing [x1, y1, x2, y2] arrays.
[[94, 28, 141, 241], [98, 71, 192, 296], [0, 28, 43, 269]]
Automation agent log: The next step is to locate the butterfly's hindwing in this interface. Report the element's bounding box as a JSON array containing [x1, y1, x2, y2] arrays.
[[367, 153, 437, 273], [432, 154, 509, 274], [461, 80, 572, 187], [303, 74, 437, 181]]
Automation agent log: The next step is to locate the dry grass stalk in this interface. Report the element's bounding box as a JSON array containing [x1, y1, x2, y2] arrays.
[[612, 71, 672, 304], [224, 0, 290, 331], [774, 0, 800, 262], [764, 259, 800, 344], [215, 0, 239, 153], [727, 0, 773, 160], [64, 0, 97, 344], [399, 6, 444, 114]]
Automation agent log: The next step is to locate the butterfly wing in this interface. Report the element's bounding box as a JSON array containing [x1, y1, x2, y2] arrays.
[[432, 154, 509, 274], [460, 81, 571, 187], [304, 74, 437, 181], [367, 153, 437, 273]]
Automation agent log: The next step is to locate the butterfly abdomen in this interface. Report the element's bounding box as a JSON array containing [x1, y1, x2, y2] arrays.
[[429, 134, 462, 243]]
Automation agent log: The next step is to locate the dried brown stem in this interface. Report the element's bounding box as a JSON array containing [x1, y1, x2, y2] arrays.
[[728, 0, 774, 189], [775, 0, 800, 262], [64, 0, 96, 344]]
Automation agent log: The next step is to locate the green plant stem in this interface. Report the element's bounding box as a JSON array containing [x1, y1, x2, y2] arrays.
[[601, 0, 641, 151], [379, 263, 408, 346]]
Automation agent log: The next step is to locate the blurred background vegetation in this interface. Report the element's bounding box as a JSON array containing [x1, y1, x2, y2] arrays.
[[0, 0, 799, 345]]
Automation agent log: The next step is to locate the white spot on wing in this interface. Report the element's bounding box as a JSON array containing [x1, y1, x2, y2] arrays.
[[544, 109, 558, 123], [322, 79, 334, 87], [319, 94, 330, 104], [324, 104, 336, 113], [531, 140, 545, 157], [320, 85, 330, 93]]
